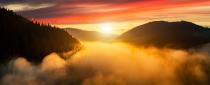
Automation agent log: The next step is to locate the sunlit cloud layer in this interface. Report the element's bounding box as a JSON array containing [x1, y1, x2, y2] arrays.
[[2, 42, 210, 85]]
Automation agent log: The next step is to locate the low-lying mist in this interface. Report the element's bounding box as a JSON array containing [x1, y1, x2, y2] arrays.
[[1, 42, 210, 85]]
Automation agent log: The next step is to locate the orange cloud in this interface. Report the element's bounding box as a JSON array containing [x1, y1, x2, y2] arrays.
[[2, 0, 208, 24], [32, 0, 210, 24]]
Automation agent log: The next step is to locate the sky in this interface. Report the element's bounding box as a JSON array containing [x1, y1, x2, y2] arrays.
[[1, 0, 210, 34]]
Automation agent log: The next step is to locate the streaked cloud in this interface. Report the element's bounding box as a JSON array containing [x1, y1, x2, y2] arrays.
[[2, 3, 55, 12], [0, 0, 210, 24]]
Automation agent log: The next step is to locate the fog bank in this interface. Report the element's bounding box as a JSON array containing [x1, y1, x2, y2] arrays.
[[1, 42, 210, 85]]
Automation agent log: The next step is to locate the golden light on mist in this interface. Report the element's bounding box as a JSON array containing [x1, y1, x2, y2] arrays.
[[2, 42, 210, 85]]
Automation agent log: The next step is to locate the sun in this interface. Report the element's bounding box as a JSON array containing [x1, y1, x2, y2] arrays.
[[99, 23, 112, 34]]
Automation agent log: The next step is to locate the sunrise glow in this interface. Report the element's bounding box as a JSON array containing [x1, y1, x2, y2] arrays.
[[2, 0, 210, 85], [3, 0, 208, 34], [99, 23, 113, 34]]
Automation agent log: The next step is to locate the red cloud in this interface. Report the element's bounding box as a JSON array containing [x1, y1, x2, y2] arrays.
[[17, 0, 210, 24]]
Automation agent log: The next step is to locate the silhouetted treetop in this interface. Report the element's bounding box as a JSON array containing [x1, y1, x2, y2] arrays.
[[0, 8, 81, 63]]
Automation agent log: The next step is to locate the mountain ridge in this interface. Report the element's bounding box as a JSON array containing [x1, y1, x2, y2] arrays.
[[119, 21, 210, 49], [64, 28, 116, 42]]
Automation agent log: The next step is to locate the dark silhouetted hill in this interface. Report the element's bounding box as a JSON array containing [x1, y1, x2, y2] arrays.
[[0, 8, 81, 63], [119, 21, 210, 49], [64, 28, 116, 42]]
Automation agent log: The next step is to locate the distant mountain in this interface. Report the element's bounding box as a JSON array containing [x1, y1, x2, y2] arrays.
[[119, 21, 210, 49], [0, 8, 81, 63], [64, 28, 116, 42]]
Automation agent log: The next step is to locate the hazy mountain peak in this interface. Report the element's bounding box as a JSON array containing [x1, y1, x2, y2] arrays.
[[64, 28, 117, 42]]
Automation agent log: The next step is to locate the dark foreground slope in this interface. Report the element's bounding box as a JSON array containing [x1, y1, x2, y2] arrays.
[[65, 28, 116, 42], [0, 8, 81, 63], [119, 21, 210, 49]]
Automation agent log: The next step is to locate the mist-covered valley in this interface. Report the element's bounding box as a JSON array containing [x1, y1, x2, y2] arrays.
[[1, 4, 210, 85], [1, 41, 210, 85]]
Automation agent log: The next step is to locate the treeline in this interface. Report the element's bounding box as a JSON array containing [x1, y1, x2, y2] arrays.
[[0, 8, 81, 63]]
